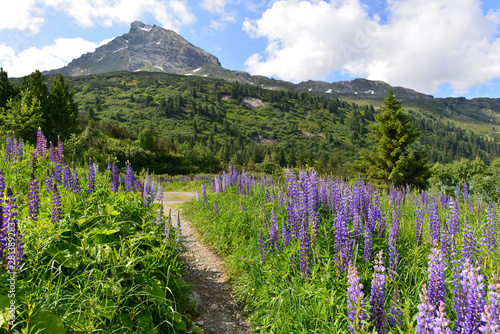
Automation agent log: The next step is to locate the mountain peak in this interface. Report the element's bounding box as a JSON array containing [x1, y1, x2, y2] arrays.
[[44, 21, 221, 76]]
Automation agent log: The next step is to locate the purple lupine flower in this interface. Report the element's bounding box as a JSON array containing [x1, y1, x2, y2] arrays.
[[369, 251, 386, 334], [429, 201, 441, 245], [455, 258, 486, 333], [363, 220, 372, 261], [240, 200, 245, 212], [282, 217, 290, 247], [433, 301, 451, 334], [88, 160, 95, 193], [427, 246, 446, 309], [62, 163, 71, 188], [125, 164, 134, 193], [195, 190, 200, 201], [71, 163, 81, 194], [479, 304, 499, 334], [214, 200, 219, 216], [416, 205, 424, 246], [201, 183, 207, 204], [4, 133, 12, 161], [416, 283, 435, 334], [51, 184, 62, 224], [440, 224, 454, 261], [49, 142, 57, 162], [36, 127, 47, 158], [57, 136, 64, 163], [389, 283, 402, 326], [45, 169, 53, 192], [28, 172, 40, 221], [485, 205, 497, 252], [265, 189, 271, 202], [388, 208, 400, 277], [334, 205, 352, 273], [299, 220, 311, 278], [54, 160, 62, 184], [487, 276, 500, 325], [347, 261, 366, 334], [462, 215, 478, 261], [365, 204, 376, 236], [4, 188, 23, 273], [111, 162, 119, 192], [448, 198, 460, 237]]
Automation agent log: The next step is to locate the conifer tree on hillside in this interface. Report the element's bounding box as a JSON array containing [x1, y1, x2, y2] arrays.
[[0, 68, 17, 110], [0, 70, 79, 143], [359, 90, 430, 188]]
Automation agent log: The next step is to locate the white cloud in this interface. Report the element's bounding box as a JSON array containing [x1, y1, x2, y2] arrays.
[[243, 0, 500, 95], [201, 0, 227, 13], [200, 0, 237, 30], [0, 38, 99, 77], [0, 0, 45, 33], [0, 0, 196, 33], [43, 0, 196, 31]]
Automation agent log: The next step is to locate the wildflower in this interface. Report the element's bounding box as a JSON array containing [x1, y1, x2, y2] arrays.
[[363, 220, 372, 261], [4, 188, 23, 273], [36, 127, 47, 158], [49, 142, 57, 162], [455, 258, 486, 333], [52, 184, 62, 224], [57, 136, 64, 163], [347, 261, 366, 334], [111, 162, 119, 192], [125, 163, 134, 193], [88, 160, 95, 193], [479, 305, 499, 334], [433, 302, 451, 334], [416, 284, 435, 334], [427, 246, 446, 309], [214, 200, 219, 216], [28, 172, 40, 221], [369, 251, 386, 333]]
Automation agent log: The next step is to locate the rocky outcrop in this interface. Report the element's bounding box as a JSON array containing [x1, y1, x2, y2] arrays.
[[44, 21, 221, 76]]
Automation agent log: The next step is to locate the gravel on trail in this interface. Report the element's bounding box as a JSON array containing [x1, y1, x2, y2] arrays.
[[161, 192, 252, 334]]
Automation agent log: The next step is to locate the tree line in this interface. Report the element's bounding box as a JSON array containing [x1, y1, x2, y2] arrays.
[[0, 68, 78, 144]]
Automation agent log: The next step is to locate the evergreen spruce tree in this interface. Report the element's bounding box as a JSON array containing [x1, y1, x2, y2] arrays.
[[359, 90, 429, 188]]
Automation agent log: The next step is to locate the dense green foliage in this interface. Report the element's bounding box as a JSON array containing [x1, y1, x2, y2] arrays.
[[184, 170, 499, 333], [0, 137, 194, 333], [359, 90, 429, 188], [4, 70, 500, 183], [0, 69, 78, 143], [62, 71, 500, 176]]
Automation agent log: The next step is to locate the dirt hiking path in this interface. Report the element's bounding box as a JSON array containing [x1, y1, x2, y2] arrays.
[[161, 192, 252, 334]]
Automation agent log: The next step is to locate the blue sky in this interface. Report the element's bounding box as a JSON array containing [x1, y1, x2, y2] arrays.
[[1, 0, 500, 99]]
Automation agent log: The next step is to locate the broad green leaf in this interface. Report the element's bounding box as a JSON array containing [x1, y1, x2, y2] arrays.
[[30, 310, 65, 334]]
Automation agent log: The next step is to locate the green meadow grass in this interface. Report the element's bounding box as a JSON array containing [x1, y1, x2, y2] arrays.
[[183, 180, 499, 333]]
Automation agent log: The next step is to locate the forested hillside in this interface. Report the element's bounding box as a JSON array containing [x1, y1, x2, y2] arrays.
[[4, 70, 500, 178]]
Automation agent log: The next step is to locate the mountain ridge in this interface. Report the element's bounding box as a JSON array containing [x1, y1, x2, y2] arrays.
[[44, 21, 221, 76], [43, 21, 500, 128]]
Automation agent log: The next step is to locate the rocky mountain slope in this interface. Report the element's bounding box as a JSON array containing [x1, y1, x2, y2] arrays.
[[44, 21, 500, 129], [45, 21, 221, 76]]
